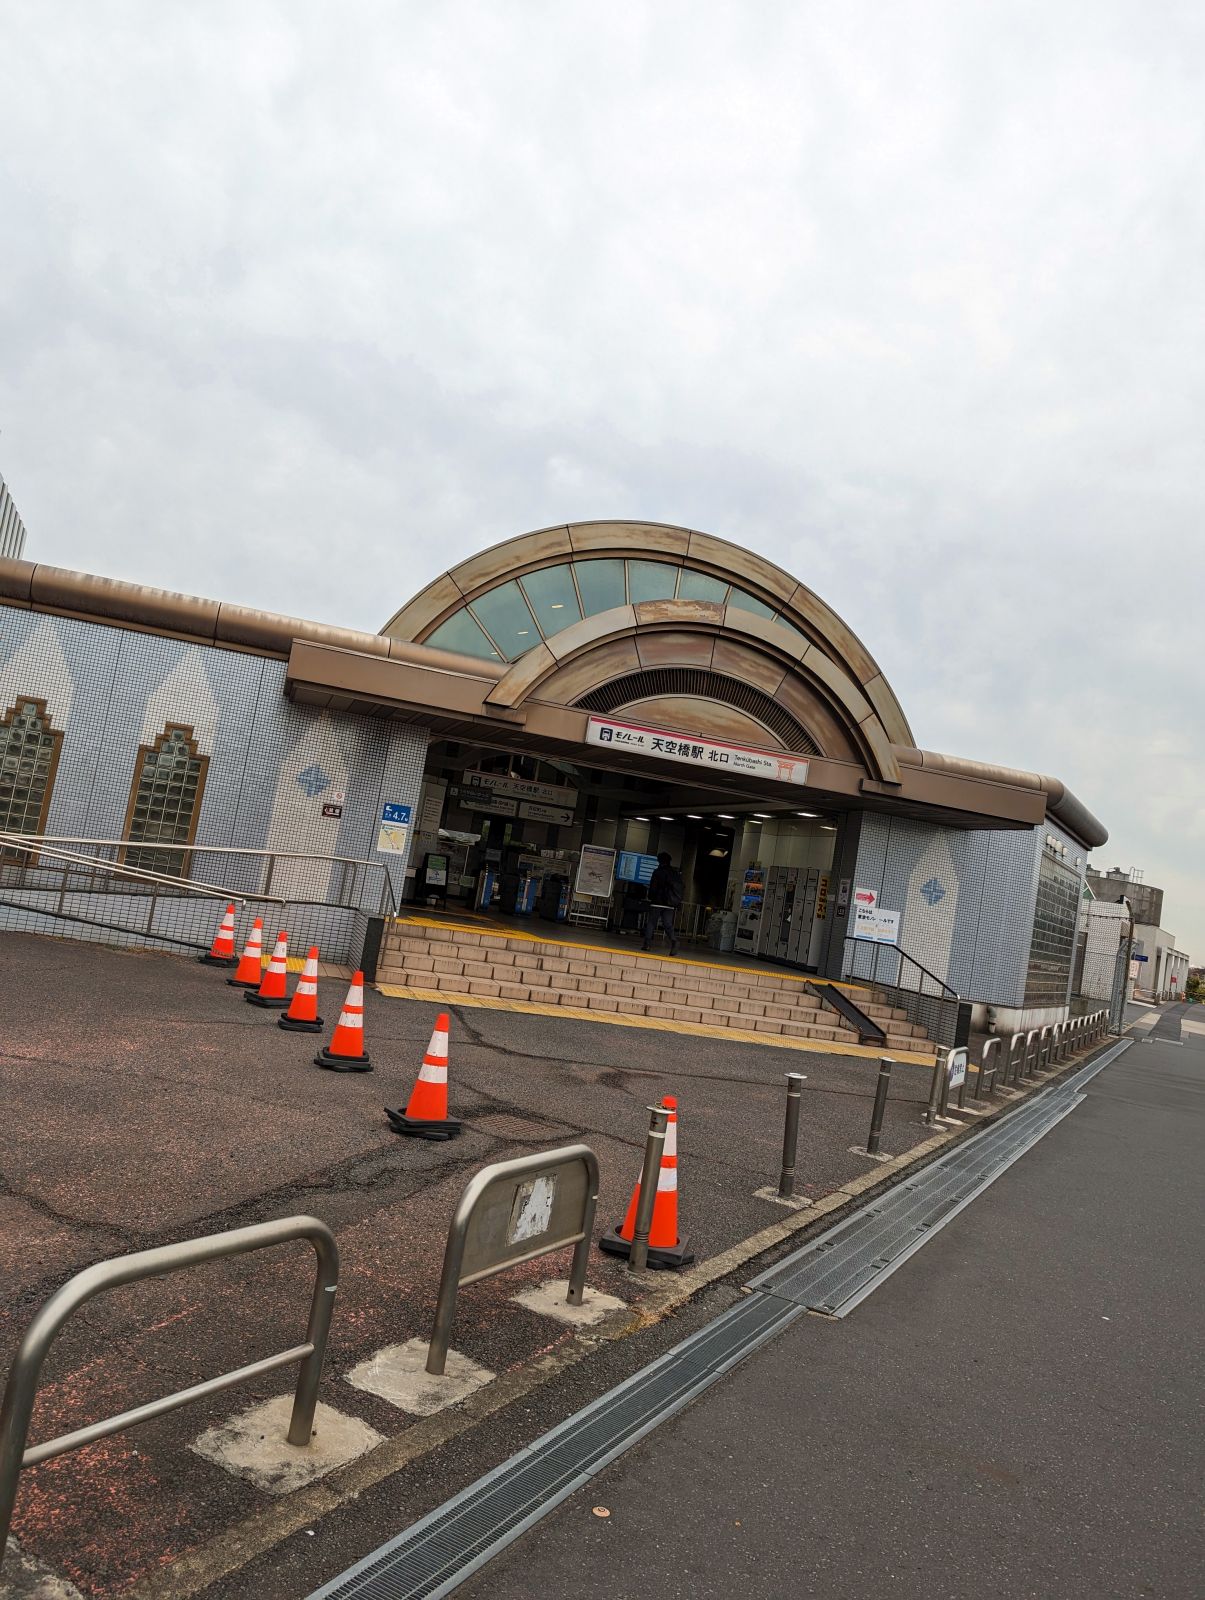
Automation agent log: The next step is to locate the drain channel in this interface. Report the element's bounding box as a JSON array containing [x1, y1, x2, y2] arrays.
[[307, 1039, 1129, 1600], [747, 1037, 1130, 1316]]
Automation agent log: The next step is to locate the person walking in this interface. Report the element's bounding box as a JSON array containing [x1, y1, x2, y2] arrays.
[[641, 851, 684, 955]]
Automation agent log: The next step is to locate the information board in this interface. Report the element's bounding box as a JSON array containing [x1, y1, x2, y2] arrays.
[[616, 850, 658, 884], [853, 902, 900, 945], [377, 802, 412, 855], [574, 844, 616, 900]]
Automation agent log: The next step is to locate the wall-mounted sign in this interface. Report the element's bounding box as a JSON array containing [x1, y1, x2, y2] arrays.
[[616, 851, 658, 885], [585, 717, 811, 786], [460, 792, 520, 817], [853, 902, 900, 945], [462, 770, 578, 808], [853, 886, 877, 909], [377, 802, 412, 855], [321, 803, 343, 819], [517, 800, 575, 826], [814, 873, 830, 921], [574, 844, 616, 900], [836, 878, 851, 910]]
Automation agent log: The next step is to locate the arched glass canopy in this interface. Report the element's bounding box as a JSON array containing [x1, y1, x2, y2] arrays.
[[423, 557, 809, 663]]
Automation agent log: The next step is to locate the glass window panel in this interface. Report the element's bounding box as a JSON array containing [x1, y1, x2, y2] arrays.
[[0, 697, 61, 843], [573, 559, 627, 615], [627, 560, 678, 604], [469, 581, 540, 660], [520, 564, 582, 636], [728, 588, 776, 619], [676, 569, 730, 603], [425, 609, 505, 662]]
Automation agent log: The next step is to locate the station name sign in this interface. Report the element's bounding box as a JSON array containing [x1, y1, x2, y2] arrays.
[[585, 717, 811, 787]]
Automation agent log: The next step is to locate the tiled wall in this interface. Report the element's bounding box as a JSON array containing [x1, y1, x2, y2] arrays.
[[849, 811, 1090, 1008], [0, 606, 429, 918]]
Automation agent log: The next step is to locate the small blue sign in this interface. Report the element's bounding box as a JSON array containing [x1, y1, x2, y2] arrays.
[[920, 878, 946, 907], [616, 851, 658, 885], [1132, 953, 1149, 962], [381, 803, 412, 825]]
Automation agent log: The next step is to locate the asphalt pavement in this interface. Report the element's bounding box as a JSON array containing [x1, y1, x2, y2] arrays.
[[457, 1010, 1204, 1600]]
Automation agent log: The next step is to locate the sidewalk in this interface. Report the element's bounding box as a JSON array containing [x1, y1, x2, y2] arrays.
[[456, 1022, 1204, 1599]]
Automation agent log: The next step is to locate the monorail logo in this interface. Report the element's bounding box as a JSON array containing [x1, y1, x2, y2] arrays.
[[586, 717, 810, 787]]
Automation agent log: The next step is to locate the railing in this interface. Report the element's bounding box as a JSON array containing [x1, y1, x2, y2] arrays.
[[841, 934, 967, 1049], [0, 1216, 338, 1558], [0, 833, 396, 961], [2, 835, 397, 916]]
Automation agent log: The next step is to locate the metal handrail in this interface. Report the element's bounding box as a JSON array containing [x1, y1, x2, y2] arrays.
[[0, 1215, 339, 1556], [26, 835, 386, 869], [842, 934, 960, 1001], [0, 833, 236, 901], [0, 832, 397, 916]]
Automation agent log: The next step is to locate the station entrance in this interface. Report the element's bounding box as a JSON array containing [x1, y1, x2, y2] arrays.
[[407, 738, 842, 971]]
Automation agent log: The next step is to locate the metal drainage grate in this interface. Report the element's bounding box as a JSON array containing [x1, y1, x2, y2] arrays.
[[308, 1292, 803, 1600], [747, 1038, 1132, 1317], [307, 1038, 1130, 1600]]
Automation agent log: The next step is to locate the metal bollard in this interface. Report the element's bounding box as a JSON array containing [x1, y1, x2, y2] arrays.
[[628, 1105, 670, 1274], [778, 1073, 807, 1199], [866, 1057, 894, 1154], [924, 1052, 945, 1125]]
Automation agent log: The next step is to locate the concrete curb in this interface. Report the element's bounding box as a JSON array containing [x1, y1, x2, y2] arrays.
[[120, 1039, 1111, 1600]]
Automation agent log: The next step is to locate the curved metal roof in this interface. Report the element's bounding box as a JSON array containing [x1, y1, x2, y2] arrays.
[[380, 519, 915, 747]]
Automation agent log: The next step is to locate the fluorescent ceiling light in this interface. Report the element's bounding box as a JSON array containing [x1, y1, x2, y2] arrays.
[[795, 811, 820, 818], [753, 812, 772, 819], [634, 816, 649, 822], [686, 814, 703, 820], [717, 813, 735, 820], [658, 815, 673, 821]]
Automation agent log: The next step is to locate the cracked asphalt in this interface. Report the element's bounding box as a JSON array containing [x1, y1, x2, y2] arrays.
[[1, 931, 947, 1594]]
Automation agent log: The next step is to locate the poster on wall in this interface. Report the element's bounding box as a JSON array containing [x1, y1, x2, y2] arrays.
[[574, 844, 616, 900], [853, 902, 900, 945], [377, 802, 412, 855]]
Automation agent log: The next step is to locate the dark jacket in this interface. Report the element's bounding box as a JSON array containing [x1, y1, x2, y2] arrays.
[[647, 864, 684, 907]]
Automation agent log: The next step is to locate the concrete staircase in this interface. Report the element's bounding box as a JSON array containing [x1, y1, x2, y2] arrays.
[[376, 919, 938, 1059]]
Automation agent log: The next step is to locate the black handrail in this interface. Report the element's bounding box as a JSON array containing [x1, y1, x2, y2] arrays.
[[842, 935, 960, 1002]]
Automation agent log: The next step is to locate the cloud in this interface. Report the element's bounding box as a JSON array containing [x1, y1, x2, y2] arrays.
[[1, 0, 1202, 955]]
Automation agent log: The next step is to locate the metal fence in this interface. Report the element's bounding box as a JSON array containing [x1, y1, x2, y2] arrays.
[[841, 934, 968, 1048], [0, 834, 389, 965], [0, 1216, 338, 1558]]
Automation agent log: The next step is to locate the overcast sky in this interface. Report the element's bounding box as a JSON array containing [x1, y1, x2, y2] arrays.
[[1, 1, 1202, 960]]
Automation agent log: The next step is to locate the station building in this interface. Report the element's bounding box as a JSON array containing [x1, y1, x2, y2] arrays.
[[0, 520, 1107, 1035]]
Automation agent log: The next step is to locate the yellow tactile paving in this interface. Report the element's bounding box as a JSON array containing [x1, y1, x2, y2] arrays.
[[393, 915, 869, 994], [375, 982, 937, 1065]]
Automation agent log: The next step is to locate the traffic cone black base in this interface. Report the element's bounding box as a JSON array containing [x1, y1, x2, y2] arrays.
[[279, 1012, 324, 1033], [199, 953, 239, 968], [384, 1108, 461, 1140], [245, 990, 289, 1010], [226, 974, 261, 989], [315, 1046, 373, 1072], [597, 1226, 694, 1270]]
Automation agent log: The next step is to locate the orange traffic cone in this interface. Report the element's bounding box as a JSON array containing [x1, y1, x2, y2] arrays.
[[314, 972, 373, 1072], [199, 902, 239, 967], [599, 1096, 693, 1269], [246, 931, 290, 1009], [385, 1012, 461, 1140], [279, 946, 324, 1033], [226, 917, 264, 989]]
